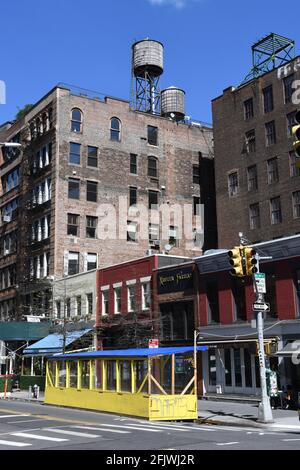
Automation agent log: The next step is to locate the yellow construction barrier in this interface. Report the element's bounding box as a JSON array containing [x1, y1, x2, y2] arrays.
[[45, 346, 207, 421]]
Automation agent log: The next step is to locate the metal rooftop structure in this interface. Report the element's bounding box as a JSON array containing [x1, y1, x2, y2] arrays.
[[241, 33, 295, 85]]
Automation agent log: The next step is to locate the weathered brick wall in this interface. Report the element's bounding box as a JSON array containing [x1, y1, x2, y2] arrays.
[[213, 58, 300, 249]]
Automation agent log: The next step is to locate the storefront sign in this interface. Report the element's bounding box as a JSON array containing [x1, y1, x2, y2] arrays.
[[149, 339, 159, 348], [157, 267, 193, 294]]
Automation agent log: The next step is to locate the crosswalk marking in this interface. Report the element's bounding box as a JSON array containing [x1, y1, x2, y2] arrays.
[[217, 441, 239, 446], [0, 414, 30, 419], [72, 426, 130, 434], [126, 423, 190, 432], [44, 428, 101, 438], [98, 424, 162, 433], [136, 422, 215, 432], [11, 432, 68, 442], [0, 439, 32, 447]]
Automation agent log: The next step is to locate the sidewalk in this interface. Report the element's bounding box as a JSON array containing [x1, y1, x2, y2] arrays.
[[2, 389, 45, 403], [197, 398, 300, 430]]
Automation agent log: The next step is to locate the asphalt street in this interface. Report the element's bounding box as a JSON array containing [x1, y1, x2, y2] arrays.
[[0, 401, 299, 451]]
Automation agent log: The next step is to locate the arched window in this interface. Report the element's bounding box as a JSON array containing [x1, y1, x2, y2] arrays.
[[110, 117, 121, 141], [71, 108, 83, 133], [148, 156, 158, 178]]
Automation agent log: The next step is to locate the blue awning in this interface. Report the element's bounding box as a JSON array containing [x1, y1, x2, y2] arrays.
[[51, 345, 208, 360], [23, 329, 92, 356]]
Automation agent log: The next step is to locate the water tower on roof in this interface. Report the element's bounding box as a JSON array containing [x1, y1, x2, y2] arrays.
[[131, 39, 164, 114], [161, 86, 185, 122]]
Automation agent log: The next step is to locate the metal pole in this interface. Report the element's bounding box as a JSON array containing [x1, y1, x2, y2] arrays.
[[255, 255, 273, 423]]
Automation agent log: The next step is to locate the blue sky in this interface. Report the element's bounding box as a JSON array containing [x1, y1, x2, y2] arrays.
[[0, 0, 299, 124]]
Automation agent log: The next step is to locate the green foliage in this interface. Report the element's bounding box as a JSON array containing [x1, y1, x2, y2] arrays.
[[15, 104, 34, 121]]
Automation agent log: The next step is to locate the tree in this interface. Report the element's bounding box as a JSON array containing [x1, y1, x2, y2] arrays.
[[15, 104, 34, 121]]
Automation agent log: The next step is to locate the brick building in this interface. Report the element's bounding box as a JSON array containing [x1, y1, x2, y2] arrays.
[[212, 48, 300, 248], [96, 253, 189, 349], [0, 83, 215, 322]]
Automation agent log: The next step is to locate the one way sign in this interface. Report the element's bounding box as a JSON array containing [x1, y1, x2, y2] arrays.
[[253, 302, 270, 312]]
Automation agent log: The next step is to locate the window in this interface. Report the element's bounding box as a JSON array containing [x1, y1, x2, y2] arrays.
[[244, 98, 254, 120], [148, 190, 158, 209], [128, 286, 136, 312], [76, 296, 81, 317], [56, 300, 61, 319], [66, 298, 71, 318], [129, 187, 137, 206], [67, 213, 79, 236], [290, 151, 300, 177], [206, 281, 220, 323], [193, 165, 200, 184], [270, 197, 282, 225], [130, 154, 137, 174], [265, 121, 276, 146], [2, 168, 19, 193], [147, 125, 158, 146], [247, 165, 258, 191], [228, 172, 238, 196], [110, 117, 121, 141], [68, 251, 79, 275], [193, 196, 200, 215], [161, 302, 193, 341], [114, 287, 121, 313], [263, 85, 274, 113], [71, 108, 82, 133], [287, 111, 297, 137], [68, 178, 80, 199], [148, 156, 158, 178], [87, 146, 98, 167], [292, 191, 300, 218], [87, 253, 97, 270], [142, 282, 151, 310], [102, 290, 109, 315], [86, 216, 97, 238], [249, 203, 260, 229], [267, 157, 279, 184], [244, 130, 256, 153], [283, 73, 295, 103], [127, 221, 137, 242], [69, 142, 81, 165], [169, 225, 178, 248], [86, 181, 97, 202], [149, 223, 159, 245], [86, 293, 93, 317]]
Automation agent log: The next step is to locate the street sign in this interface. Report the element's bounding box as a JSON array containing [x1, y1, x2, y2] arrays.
[[254, 273, 266, 294], [149, 339, 159, 348], [253, 302, 270, 312]]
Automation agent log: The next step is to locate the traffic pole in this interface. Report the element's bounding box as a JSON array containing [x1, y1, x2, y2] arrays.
[[254, 255, 273, 423]]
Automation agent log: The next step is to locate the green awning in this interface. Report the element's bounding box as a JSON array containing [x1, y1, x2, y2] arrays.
[[0, 322, 51, 341]]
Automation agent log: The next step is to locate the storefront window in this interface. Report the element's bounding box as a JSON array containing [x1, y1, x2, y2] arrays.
[[208, 348, 216, 386], [69, 361, 78, 388], [58, 361, 66, 388], [244, 348, 252, 388], [120, 361, 131, 392], [107, 361, 116, 391], [224, 349, 232, 386], [81, 361, 90, 389], [234, 349, 242, 387]]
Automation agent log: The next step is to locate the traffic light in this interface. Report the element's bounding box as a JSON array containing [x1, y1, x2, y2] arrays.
[[244, 247, 258, 276], [255, 341, 271, 356], [228, 246, 244, 277], [292, 110, 300, 164]]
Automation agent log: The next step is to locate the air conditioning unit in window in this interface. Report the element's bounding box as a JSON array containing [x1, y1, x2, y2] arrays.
[[149, 240, 160, 249], [3, 215, 11, 223], [70, 237, 78, 244], [4, 249, 10, 256]]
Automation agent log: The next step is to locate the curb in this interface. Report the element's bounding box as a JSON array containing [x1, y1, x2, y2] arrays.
[[196, 417, 267, 428], [4, 396, 44, 404]]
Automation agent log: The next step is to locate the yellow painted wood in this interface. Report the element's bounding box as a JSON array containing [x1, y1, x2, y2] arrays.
[[77, 361, 81, 389], [89, 360, 94, 390], [131, 361, 136, 393], [54, 362, 59, 388], [116, 360, 120, 392], [66, 362, 70, 388], [149, 394, 197, 421], [102, 361, 107, 391]]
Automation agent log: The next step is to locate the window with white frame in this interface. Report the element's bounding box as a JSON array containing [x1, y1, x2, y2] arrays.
[[68, 251, 79, 275], [102, 290, 109, 315], [270, 197, 282, 225], [75, 296, 81, 317], [127, 221, 137, 242], [169, 226, 179, 248], [292, 191, 300, 219], [228, 172, 238, 196], [114, 287, 122, 314], [86, 293, 93, 317], [128, 285, 136, 312], [87, 253, 97, 271], [142, 282, 151, 310]]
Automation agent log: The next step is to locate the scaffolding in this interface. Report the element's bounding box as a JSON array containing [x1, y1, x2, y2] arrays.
[[241, 33, 295, 85]]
